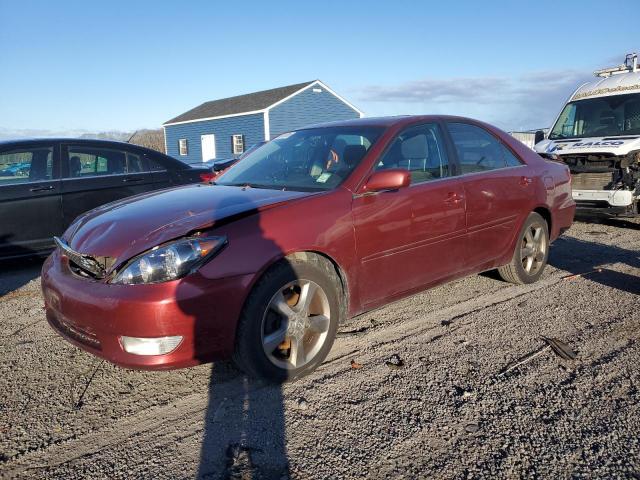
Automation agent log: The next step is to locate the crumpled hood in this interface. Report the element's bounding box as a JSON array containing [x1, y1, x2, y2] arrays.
[[64, 183, 312, 270], [535, 136, 640, 156]]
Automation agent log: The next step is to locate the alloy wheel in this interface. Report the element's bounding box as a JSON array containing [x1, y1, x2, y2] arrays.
[[261, 279, 331, 370], [520, 221, 547, 275]]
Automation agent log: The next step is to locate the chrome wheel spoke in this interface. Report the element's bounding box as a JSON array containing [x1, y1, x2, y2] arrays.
[[532, 227, 542, 243], [521, 246, 535, 258], [289, 337, 306, 367], [272, 292, 296, 318], [524, 255, 534, 272], [524, 229, 534, 245], [535, 250, 545, 262], [308, 314, 330, 334], [297, 281, 318, 313], [263, 325, 288, 353]]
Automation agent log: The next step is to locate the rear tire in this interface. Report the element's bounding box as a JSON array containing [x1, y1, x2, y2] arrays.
[[497, 212, 549, 285], [232, 253, 342, 383]]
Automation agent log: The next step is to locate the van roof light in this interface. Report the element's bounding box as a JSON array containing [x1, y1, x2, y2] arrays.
[[594, 53, 638, 78]]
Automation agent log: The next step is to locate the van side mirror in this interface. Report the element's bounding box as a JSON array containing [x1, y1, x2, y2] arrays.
[[534, 130, 545, 145], [362, 168, 411, 193]]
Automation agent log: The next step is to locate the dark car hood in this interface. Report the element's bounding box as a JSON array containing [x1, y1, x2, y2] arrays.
[[65, 184, 312, 269]]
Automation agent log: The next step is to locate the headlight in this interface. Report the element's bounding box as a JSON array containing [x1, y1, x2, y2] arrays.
[[111, 236, 226, 285]]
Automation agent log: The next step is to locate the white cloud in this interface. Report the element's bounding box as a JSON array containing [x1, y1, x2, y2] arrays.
[[356, 70, 593, 130]]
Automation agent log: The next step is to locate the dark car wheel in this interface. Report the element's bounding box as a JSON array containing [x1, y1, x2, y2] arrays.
[[232, 253, 342, 383], [497, 212, 549, 285]]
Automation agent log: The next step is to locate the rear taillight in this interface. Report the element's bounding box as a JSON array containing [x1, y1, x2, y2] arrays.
[[199, 172, 217, 183]]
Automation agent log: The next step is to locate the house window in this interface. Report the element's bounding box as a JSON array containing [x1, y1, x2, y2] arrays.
[[232, 134, 244, 155], [178, 139, 188, 156]]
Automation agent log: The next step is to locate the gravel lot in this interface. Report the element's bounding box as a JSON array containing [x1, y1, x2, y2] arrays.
[[1, 217, 639, 479]]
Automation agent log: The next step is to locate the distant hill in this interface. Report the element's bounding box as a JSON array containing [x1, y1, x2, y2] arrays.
[[0, 127, 165, 153], [79, 131, 131, 142]]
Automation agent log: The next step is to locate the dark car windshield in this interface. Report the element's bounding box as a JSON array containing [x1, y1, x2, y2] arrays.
[[549, 93, 640, 140], [216, 126, 384, 191]]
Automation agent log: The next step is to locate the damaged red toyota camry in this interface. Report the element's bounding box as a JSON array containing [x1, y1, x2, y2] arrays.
[[42, 116, 575, 382]]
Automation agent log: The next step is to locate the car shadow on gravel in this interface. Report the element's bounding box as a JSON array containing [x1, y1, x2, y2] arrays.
[[173, 194, 292, 479], [196, 363, 290, 479], [0, 241, 47, 297], [574, 214, 640, 231], [549, 236, 640, 295]]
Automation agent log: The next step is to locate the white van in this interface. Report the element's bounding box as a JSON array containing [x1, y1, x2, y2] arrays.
[[534, 53, 640, 216]]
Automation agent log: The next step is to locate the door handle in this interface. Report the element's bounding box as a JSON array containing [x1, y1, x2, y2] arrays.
[[122, 176, 144, 183], [444, 192, 464, 205], [520, 176, 533, 186], [29, 185, 54, 192]]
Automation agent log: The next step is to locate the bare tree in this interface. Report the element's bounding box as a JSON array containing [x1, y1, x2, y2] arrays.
[[128, 129, 165, 153]]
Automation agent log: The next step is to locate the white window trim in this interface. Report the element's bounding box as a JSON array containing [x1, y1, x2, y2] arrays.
[[232, 134, 244, 155], [162, 126, 168, 154], [263, 111, 270, 141], [178, 139, 188, 156]]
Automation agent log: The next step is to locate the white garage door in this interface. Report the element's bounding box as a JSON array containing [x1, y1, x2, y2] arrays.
[[201, 134, 216, 162]]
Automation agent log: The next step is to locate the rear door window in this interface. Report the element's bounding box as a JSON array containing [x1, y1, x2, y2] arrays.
[[0, 146, 54, 184], [447, 123, 521, 174], [64, 146, 149, 177]]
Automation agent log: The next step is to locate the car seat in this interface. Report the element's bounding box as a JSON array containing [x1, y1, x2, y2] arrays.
[[624, 100, 640, 131], [28, 151, 49, 181], [69, 156, 82, 177], [342, 145, 367, 169]]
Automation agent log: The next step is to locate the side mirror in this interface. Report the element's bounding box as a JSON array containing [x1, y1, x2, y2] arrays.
[[534, 130, 545, 145], [362, 168, 410, 193]]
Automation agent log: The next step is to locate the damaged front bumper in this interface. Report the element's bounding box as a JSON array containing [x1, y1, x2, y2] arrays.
[[572, 189, 638, 216], [557, 150, 640, 216], [572, 189, 634, 207]]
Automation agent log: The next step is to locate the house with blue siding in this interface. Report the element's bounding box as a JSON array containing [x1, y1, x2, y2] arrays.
[[163, 80, 363, 164]]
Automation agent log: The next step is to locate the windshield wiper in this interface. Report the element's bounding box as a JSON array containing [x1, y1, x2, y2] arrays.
[[222, 182, 275, 189]]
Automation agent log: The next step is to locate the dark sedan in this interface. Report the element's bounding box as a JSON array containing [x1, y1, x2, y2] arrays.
[[0, 138, 212, 259], [42, 116, 575, 383]]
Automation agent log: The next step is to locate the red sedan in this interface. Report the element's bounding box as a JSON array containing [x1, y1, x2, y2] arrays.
[[41, 116, 575, 382]]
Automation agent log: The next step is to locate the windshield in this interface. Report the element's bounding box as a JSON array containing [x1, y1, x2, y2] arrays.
[[549, 93, 640, 140], [217, 126, 384, 191]]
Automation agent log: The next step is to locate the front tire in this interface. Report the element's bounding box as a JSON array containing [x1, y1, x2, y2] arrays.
[[497, 212, 549, 285], [232, 253, 342, 383]]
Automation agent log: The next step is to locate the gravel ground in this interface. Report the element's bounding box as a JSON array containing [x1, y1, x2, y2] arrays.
[[1, 217, 639, 479]]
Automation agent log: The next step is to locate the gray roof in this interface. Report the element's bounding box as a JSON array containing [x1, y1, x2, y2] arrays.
[[164, 81, 316, 125]]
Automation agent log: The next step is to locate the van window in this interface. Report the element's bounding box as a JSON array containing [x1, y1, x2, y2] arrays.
[[549, 93, 640, 139]]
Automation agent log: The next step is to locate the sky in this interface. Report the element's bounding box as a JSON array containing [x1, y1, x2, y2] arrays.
[[0, 0, 637, 137]]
